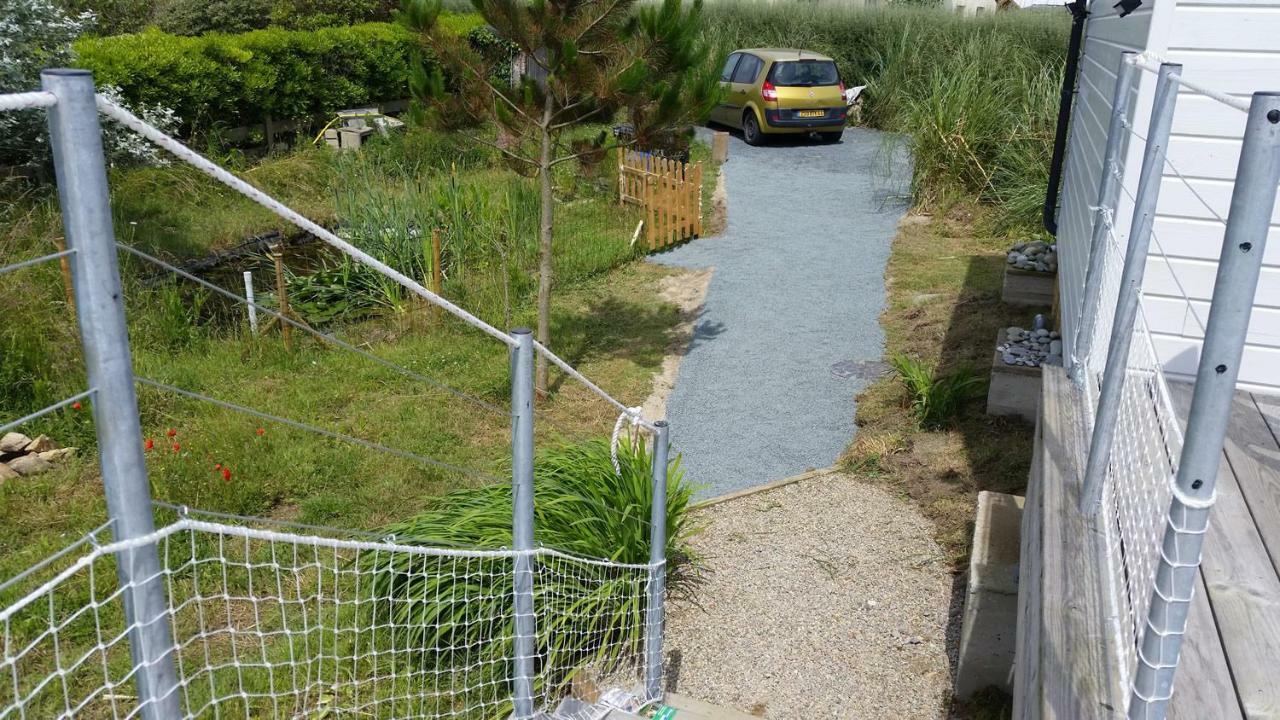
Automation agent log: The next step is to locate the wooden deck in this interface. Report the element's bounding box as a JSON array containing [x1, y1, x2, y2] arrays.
[[1015, 367, 1280, 719]]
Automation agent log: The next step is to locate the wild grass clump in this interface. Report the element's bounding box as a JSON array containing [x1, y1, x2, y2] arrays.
[[370, 439, 696, 715], [891, 353, 985, 428], [696, 3, 1068, 229]]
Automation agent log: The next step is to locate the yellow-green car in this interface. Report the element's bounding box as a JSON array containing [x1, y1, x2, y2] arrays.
[[710, 49, 848, 145]]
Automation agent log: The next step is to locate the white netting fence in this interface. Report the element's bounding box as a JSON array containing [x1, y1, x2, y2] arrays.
[[1072, 53, 1270, 715], [1, 519, 658, 720]]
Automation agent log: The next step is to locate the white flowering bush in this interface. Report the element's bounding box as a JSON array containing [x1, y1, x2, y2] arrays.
[[0, 0, 177, 170]]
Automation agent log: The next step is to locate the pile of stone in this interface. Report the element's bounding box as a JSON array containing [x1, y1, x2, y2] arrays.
[[999, 326, 1063, 368], [1006, 241, 1057, 273], [0, 432, 76, 480]]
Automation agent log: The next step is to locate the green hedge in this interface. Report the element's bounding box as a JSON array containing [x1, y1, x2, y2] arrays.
[[74, 15, 487, 133]]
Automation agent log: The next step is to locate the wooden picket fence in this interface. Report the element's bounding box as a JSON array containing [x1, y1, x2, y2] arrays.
[[617, 149, 703, 250]]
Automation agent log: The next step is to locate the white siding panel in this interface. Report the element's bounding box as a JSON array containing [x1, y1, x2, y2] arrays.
[[1055, 2, 1152, 365], [1164, 135, 1241, 180], [1144, 295, 1280, 345], [1144, 255, 1280, 307], [1149, 333, 1280, 390], [1168, 6, 1280, 52], [1169, 93, 1250, 136], [1151, 216, 1280, 266]]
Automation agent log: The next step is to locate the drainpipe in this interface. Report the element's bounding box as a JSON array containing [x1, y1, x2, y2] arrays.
[[1042, 0, 1089, 236]]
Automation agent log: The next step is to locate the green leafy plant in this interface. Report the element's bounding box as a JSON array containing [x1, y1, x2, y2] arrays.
[[72, 17, 484, 135], [370, 439, 697, 716], [891, 354, 985, 429]]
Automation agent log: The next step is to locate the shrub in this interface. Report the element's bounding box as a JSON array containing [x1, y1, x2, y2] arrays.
[[152, 0, 274, 36], [891, 354, 985, 428], [269, 0, 399, 30], [72, 16, 485, 134], [370, 439, 695, 711]]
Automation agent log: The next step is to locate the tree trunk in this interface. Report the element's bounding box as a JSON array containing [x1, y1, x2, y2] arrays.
[[535, 94, 555, 395]]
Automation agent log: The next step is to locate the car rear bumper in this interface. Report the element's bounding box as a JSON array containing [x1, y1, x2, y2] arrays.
[[763, 107, 847, 131]]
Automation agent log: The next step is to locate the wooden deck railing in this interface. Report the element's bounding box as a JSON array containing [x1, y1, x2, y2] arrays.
[[618, 149, 703, 250]]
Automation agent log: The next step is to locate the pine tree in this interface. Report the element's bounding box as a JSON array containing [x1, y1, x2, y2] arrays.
[[401, 0, 717, 393]]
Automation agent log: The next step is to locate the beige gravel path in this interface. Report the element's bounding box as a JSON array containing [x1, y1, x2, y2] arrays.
[[664, 470, 955, 719]]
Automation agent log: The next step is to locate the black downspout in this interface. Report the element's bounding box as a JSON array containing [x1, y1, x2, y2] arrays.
[[1042, 0, 1089, 236]]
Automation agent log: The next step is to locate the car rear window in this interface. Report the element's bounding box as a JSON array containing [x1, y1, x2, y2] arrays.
[[769, 60, 840, 87]]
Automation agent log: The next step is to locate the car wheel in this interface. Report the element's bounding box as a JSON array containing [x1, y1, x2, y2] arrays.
[[743, 111, 763, 146], [820, 129, 844, 144]]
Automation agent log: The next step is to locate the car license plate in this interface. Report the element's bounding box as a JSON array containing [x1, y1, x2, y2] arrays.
[[797, 110, 824, 118]]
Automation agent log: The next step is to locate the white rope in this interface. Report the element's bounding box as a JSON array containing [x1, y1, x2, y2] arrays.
[[1127, 54, 1250, 113], [94, 95, 517, 348], [0, 91, 56, 112], [611, 406, 643, 476], [534, 339, 656, 431], [0, 517, 662, 623]]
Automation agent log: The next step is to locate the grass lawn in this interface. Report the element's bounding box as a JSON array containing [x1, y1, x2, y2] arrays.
[[0, 122, 714, 589]]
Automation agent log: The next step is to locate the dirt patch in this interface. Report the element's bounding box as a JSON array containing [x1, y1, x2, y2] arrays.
[[701, 169, 729, 238], [665, 471, 953, 719], [640, 267, 713, 422]]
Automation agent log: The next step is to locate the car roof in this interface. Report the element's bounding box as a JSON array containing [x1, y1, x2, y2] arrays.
[[733, 49, 835, 62]]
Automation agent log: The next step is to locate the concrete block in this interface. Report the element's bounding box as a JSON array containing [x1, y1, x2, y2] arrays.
[[1002, 267, 1054, 307], [987, 331, 1041, 423], [337, 125, 375, 151], [956, 490, 1024, 700]]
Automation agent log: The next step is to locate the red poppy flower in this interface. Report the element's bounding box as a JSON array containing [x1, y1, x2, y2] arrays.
[[255, 427, 265, 436], [221, 468, 231, 482], [214, 463, 222, 471], [171, 442, 180, 453], [144, 438, 154, 451], [71, 402, 82, 411], [166, 428, 177, 438]]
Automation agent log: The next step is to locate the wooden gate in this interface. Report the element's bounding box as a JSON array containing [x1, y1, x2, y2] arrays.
[[618, 149, 703, 250]]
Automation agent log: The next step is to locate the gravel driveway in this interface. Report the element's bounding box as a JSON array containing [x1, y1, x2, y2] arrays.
[[664, 472, 954, 719], [652, 128, 911, 498]]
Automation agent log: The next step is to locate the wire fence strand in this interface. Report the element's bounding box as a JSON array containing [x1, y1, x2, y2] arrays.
[[0, 389, 95, 436], [0, 249, 75, 277]]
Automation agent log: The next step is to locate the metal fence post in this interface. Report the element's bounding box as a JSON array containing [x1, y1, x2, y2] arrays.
[[1079, 63, 1182, 514], [1071, 52, 1138, 386], [243, 270, 258, 332], [41, 69, 182, 719], [509, 328, 537, 719], [1128, 91, 1280, 720], [644, 420, 670, 702]]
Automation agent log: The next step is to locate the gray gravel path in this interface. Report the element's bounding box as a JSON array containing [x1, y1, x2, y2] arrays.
[[652, 129, 911, 498], [664, 472, 953, 719]]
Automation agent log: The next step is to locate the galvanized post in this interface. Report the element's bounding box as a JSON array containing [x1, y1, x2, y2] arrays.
[[1079, 63, 1182, 514], [41, 69, 182, 718], [509, 328, 537, 719], [644, 420, 670, 702], [1071, 52, 1138, 386], [1128, 91, 1280, 720]]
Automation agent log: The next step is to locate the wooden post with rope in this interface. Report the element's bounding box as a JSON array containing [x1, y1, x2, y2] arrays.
[[432, 228, 444, 323]]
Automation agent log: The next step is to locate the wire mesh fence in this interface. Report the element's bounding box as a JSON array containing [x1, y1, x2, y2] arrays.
[[0, 518, 658, 720], [2, 71, 673, 720], [1069, 52, 1280, 719]]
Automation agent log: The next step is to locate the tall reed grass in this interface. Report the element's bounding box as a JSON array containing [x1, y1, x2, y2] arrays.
[[697, 2, 1069, 229]]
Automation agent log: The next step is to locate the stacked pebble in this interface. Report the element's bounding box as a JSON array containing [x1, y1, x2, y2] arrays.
[[1006, 240, 1057, 273], [999, 326, 1063, 368]]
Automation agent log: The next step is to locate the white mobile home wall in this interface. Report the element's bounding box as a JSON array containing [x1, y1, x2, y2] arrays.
[[1057, 0, 1280, 395]]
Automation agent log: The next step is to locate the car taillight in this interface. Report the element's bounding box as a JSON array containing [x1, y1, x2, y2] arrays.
[[761, 81, 777, 102], [839, 80, 846, 95]]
